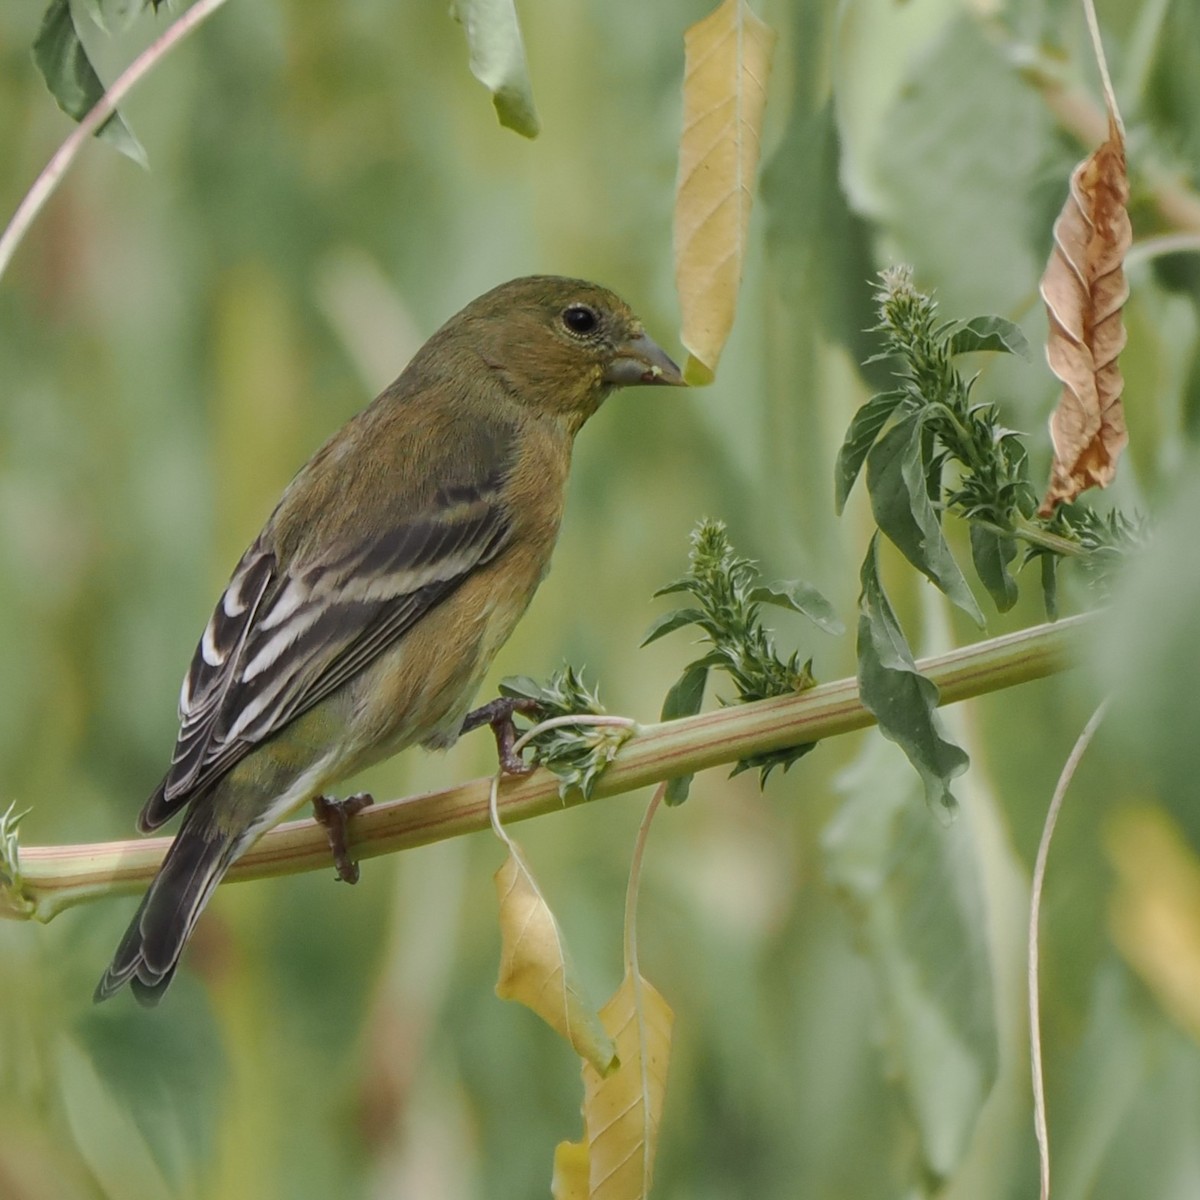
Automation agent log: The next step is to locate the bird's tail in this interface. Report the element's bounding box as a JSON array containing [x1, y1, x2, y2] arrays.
[[94, 811, 242, 1006]]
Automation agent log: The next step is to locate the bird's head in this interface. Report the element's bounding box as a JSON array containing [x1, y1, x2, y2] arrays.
[[431, 275, 685, 431]]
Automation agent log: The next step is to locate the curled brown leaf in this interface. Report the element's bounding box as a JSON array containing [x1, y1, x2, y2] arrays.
[[1039, 116, 1131, 516]]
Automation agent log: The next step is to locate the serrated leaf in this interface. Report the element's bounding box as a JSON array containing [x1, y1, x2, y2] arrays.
[[0, 802, 30, 913], [33, 0, 147, 166], [823, 734, 998, 1177], [729, 737, 816, 783], [835, 389, 907, 513], [551, 1139, 590, 1199], [581, 971, 674, 1200], [494, 845, 617, 1073], [866, 411, 984, 626], [450, 0, 540, 138], [968, 524, 1018, 612], [659, 664, 708, 807], [651, 576, 694, 598], [641, 607, 705, 647], [675, 0, 776, 382], [856, 535, 969, 811], [750, 580, 844, 635], [948, 315, 1031, 359]]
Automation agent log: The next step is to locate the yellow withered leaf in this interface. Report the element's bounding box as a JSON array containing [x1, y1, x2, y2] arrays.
[[1038, 116, 1130, 515], [674, 0, 776, 385], [494, 846, 617, 1074], [551, 1139, 590, 1200], [581, 971, 674, 1199]]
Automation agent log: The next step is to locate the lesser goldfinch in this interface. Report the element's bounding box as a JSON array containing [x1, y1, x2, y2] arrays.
[[96, 275, 683, 1005]]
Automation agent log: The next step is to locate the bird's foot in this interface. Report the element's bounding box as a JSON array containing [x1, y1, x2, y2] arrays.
[[312, 792, 374, 884], [461, 696, 539, 776]]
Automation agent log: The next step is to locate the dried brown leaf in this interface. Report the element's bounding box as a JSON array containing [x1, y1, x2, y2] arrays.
[[1038, 117, 1131, 515], [674, 0, 776, 385]]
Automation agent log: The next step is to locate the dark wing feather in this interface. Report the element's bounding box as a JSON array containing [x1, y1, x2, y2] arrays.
[[138, 476, 511, 832]]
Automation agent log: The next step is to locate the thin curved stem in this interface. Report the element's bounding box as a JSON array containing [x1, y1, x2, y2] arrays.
[[0, 0, 232, 283], [1028, 698, 1110, 1200]]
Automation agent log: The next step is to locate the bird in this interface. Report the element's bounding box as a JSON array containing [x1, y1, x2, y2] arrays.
[[95, 275, 684, 1005]]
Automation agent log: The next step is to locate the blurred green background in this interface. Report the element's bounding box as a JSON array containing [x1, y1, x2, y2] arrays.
[[3, 0, 1200, 1197]]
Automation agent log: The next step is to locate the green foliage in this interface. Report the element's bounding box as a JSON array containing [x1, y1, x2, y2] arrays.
[[842, 269, 1145, 810], [823, 734, 998, 1178], [7, 1, 1200, 1197], [646, 519, 840, 801], [0, 802, 29, 912], [499, 667, 632, 799], [846, 267, 1039, 594], [851, 266, 1139, 613], [32, 0, 146, 164], [857, 536, 969, 812], [449, 0, 540, 138], [74, 999, 223, 1189]]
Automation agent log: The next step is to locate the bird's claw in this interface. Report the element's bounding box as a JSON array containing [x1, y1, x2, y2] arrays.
[[461, 696, 539, 776], [312, 791, 374, 884]]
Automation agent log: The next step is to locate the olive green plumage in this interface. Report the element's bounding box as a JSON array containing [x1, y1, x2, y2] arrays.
[[96, 275, 683, 1005]]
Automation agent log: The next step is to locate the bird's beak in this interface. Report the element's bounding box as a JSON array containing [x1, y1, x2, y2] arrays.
[[604, 333, 687, 388]]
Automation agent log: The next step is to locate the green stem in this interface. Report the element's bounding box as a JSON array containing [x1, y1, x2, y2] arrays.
[[1012, 518, 1088, 558], [969, 516, 1087, 559], [3, 613, 1092, 923]]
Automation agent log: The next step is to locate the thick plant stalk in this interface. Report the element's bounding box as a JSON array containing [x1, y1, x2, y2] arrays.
[[3, 614, 1089, 922]]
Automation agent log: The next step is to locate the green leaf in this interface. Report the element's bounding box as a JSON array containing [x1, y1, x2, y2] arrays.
[[497, 674, 546, 703], [663, 776, 693, 806], [660, 663, 708, 723], [761, 97, 882, 382], [73, 992, 223, 1189], [652, 575, 694, 598], [33, 0, 147, 166], [947, 315, 1030, 359], [822, 733, 997, 1178], [750, 580, 845, 636], [729, 736, 817, 784], [856, 535, 969, 811], [968, 524, 1018, 612], [872, 16, 1054, 317], [1040, 552, 1059, 621], [449, 0, 540, 138], [641, 607, 705, 647], [866, 411, 984, 626], [498, 667, 630, 800], [834, 389, 907, 512], [660, 664, 707, 806], [78, 0, 145, 34], [0, 802, 31, 911]]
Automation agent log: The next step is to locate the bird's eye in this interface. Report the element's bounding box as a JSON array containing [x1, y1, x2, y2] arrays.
[[562, 305, 600, 335]]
